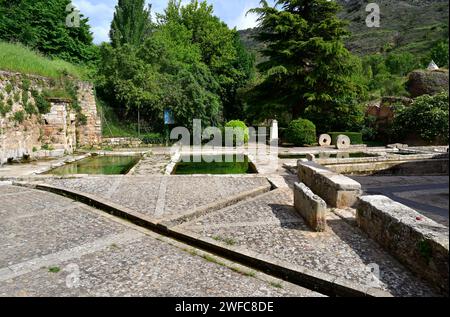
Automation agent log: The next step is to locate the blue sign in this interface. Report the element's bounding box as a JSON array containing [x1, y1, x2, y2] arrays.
[[164, 109, 174, 125]]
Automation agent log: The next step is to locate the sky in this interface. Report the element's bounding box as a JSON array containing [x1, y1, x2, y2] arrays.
[[72, 0, 276, 44]]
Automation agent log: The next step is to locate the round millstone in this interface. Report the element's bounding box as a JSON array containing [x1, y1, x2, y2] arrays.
[[336, 135, 351, 149], [318, 134, 332, 147]]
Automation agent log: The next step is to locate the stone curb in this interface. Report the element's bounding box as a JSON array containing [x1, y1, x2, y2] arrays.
[[13, 181, 392, 298]]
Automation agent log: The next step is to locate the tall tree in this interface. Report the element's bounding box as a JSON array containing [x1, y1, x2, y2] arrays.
[[247, 0, 366, 132], [0, 0, 96, 63], [110, 0, 153, 48], [162, 0, 254, 120]]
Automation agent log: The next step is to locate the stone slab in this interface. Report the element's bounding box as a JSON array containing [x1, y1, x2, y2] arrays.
[[294, 183, 327, 232]]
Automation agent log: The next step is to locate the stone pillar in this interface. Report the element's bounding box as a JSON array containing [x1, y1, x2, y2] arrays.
[[270, 120, 279, 144]]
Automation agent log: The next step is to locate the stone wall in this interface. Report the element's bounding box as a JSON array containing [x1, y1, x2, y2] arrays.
[[357, 195, 449, 295], [76, 82, 102, 146], [297, 161, 362, 208], [0, 71, 101, 164]]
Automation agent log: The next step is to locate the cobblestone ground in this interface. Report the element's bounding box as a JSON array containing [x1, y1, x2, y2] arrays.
[[130, 154, 171, 175], [0, 185, 320, 297], [43, 176, 270, 220], [180, 189, 438, 297], [351, 176, 449, 226]]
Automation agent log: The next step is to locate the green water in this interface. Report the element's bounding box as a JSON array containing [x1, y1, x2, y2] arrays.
[[173, 155, 256, 175], [45, 156, 141, 175]]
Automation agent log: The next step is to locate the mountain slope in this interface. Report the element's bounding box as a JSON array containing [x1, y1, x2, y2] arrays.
[[239, 0, 449, 59]]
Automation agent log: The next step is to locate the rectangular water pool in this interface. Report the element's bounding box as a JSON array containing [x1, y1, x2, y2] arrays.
[[173, 154, 257, 175], [45, 156, 141, 175]]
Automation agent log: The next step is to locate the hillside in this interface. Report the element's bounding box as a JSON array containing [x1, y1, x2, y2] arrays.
[[239, 0, 449, 59], [0, 42, 89, 80]]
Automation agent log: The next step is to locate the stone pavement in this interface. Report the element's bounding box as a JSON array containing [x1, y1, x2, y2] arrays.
[[178, 188, 437, 297], [351, 176, 449, 226], [0, 185, 321, 297], [42, 175, 271, 221], [129, 153, 171, 175], [28, 174, 443, 296]]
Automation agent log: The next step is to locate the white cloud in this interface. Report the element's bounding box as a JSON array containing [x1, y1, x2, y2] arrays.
[[229, 6, 259, 30]]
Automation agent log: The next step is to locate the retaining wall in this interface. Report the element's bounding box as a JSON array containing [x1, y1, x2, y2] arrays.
[[357, 195, 449, 295]]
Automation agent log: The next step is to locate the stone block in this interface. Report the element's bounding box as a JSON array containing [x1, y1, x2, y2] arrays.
[[294, 183, 327, 232], [357, 195, 449, 295], [298, 161, 362, 208]]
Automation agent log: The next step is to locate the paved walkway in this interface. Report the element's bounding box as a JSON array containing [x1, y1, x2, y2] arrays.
[[178, 188, 437, 297], [42, 175, 271, 221], [0, 185, 319, 297], [28, 175, 440, 296], [352, 176, 449, 227]]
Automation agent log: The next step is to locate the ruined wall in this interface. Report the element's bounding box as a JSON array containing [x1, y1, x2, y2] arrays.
[[76, 82, 102, 146], [0, 71, 101, 164]]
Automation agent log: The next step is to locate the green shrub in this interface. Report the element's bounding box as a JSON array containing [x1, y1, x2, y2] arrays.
[[76, 113, 88, 125], [0, 99, 12, 116], [5, 84, 13, 94], [41, 144, 54, 151], [23, 102, 37, 115], [33, 92, 51, 114], [141, 133, 164, 145], [22, 77, 31, 91], [392, 92, 449, 144], [13, 111, 25, 123], [329, 132, 364, 145], [286, 118, 317, 146], [13, 92, 20, 103], [224, 120, 249, 145], [22, 90, 29, 105]]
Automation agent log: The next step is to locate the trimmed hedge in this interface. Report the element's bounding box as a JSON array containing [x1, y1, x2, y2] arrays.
[[286, 118, 317, 146], [224, 120, 249, 145], [329, 132, 363, 145]]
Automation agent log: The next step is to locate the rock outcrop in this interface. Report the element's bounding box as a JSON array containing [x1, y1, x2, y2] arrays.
[[406, 69, 449, 98]]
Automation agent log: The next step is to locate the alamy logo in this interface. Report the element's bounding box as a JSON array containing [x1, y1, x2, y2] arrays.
[[366, 3, 381, 28], [66, 4, 80, 28]]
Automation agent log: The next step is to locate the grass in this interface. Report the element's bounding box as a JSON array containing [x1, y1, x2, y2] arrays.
[[48, 266, 61, 273], [213, 236, 237, 246], [270, 282, 283, 289], [0, 42, 89, 80]]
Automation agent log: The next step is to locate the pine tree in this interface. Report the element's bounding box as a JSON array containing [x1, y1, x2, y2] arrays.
[[247, 0, 366, 131], [110, 0, 153, 48]]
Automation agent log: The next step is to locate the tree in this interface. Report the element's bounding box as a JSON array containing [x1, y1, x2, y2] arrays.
[[246, 0, 366, 132], [97, 20, 221, 130], [385, 52, 418, 76], [110, 0, 153, 48], [0, 0, 96, 63], [430, 41, 449, 68], [161, 0, 254, 120]]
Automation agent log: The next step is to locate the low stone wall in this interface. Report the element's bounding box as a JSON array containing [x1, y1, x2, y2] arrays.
[[327, 158, 449, 176], [357, 195, 449, 295], [298, 161, 362, 208], [294, 182, 327, 232], [102, 137, 143, 148]]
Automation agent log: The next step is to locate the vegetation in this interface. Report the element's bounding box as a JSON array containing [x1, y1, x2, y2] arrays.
[[0, 42, 89, 79], [224, 120, 249, 145], [13, 110, 25, 123], [110, 0, 152, 48], [97, 0, 253, 131], [243, 0, 366, 133], [392, 92, 449, 144], [0, 0, 97, 64], [329, 132, 364, 145], [285, 119, 317, 146]]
